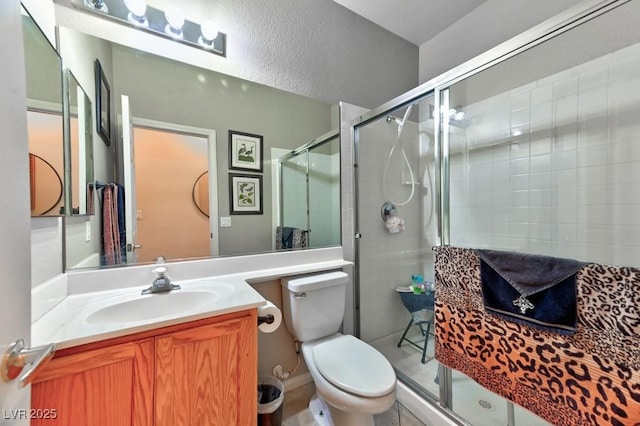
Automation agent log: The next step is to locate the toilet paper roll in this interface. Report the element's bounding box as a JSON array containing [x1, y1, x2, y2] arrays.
[[257, 301, 282, 333]]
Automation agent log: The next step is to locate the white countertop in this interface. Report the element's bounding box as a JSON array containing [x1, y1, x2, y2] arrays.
[[32, 257, 352, 350]]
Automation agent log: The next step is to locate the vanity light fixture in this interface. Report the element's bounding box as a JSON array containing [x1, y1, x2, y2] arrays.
[[123, 0, 148, 27], [199, 20, 219, 49], [75, 0, 227, 57], [164, 6, 185, 38], [84, 0, 108, 13]]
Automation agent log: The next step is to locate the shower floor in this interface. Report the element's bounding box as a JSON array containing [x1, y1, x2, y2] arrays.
[[369, 328, 552, 426]]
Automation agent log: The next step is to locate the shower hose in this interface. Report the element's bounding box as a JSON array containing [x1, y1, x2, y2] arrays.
[[383, 105, 415, 206]]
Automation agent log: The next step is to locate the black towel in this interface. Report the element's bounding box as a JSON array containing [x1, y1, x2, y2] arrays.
[[475, 249, 588, 335], [282, 227, 295, 249]]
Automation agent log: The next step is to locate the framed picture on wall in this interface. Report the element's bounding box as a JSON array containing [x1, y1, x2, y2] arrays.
[[229, 173, 263, 215], [229, 130, 263, 172], [94, 59, 111, 146]]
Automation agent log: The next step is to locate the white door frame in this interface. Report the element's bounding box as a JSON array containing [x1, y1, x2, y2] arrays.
[[130, 117, 220, 257]]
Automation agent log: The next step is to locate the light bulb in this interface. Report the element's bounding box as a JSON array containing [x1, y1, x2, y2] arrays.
[[84, 0, 108, 13], [199, 19, 219, 48], [124, 0, 147, 26], [165, 6, 185, 37]]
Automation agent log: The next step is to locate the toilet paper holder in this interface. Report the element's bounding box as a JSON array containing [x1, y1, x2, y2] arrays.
[[257, 314, 275, 326]]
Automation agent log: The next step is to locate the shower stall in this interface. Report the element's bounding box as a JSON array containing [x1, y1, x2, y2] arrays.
[[278, 129, 341, 249], [352, 0, 640, 424]]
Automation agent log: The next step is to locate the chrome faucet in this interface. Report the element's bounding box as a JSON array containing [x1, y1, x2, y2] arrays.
[[142, 265, 181, 295]]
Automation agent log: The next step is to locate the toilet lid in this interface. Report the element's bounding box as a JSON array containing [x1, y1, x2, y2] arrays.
[[312, 335, 396, 397]]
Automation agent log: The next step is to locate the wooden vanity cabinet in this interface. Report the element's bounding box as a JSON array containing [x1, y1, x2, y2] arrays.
[[155, 312, 257, 425], [31, 309, 257, 426], [31, 339, 154, 426]]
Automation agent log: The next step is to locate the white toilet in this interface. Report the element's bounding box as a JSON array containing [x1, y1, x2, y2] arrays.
[[281, 271, 396, 426]]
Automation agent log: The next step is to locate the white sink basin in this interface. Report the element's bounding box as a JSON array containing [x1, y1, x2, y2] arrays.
[[84, 283, 235, 325]]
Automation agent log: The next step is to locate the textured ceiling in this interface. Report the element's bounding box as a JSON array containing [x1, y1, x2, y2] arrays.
[[331, 0, 489, 46]]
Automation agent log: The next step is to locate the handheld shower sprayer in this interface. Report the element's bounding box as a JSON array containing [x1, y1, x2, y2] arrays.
[[382, 105, 415, 206]]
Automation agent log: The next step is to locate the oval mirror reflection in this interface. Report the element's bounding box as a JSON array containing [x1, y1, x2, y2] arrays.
[[29, 153, 63, 215], [193, 171, 209, 217]]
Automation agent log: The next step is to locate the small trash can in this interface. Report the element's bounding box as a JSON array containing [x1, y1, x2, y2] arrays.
[[257, 375, 284, 426]]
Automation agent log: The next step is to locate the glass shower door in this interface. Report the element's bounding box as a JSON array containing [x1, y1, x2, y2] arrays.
[[308, 134, 340, 247], [280, 152, 308, 235], [440, 2, 640, 424], [279, 130, 341, 249], [354, 94, 440, 403]]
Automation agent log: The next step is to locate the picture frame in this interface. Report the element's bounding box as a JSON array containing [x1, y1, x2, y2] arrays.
[[229, 173, 263, 215], [94, 59, 111, 146], [229, 130, 263, 172]]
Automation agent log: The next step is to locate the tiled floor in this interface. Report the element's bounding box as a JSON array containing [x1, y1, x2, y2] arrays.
[[281, 382, 428, 426]]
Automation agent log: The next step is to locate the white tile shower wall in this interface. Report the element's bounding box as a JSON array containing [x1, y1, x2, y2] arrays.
[[450, 41, 640, 267], [308, 152, 340, 247], [357, 115, 435, 342], [281, 157, 308, 231], [340, 102, 368, 335], [340, 102, 368, 263]]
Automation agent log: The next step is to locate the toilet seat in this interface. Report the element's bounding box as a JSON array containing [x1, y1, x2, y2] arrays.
[[311, 334, 395, 398]]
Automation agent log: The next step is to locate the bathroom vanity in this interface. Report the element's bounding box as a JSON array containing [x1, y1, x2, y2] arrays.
[[29, 276, 265, 426], [30, 309, 256, 426], [28, 252, 352, 426]]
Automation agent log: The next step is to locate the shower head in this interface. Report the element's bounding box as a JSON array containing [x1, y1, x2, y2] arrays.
[[386, 115, 401, 125], [386, 105, 413, 135]]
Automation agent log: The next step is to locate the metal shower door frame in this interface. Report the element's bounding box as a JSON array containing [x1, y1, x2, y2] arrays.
[[350, 0, 630, 424]]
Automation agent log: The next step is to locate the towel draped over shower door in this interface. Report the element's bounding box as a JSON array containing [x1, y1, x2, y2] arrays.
[[434, 246, 640, 426]]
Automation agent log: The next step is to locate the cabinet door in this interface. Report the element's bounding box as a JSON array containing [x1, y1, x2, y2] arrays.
[[31, 339, 154, 426], [155, 314, 257, 426]]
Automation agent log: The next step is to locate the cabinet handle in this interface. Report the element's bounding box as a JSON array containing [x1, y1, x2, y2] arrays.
[[1, 339, 56, 387]]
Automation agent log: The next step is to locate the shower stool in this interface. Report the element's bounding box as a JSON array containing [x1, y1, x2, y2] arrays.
[[396, 287, 435, 364]]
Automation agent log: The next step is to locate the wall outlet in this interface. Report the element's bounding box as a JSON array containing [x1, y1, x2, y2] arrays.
[[220, 216, 232, 228], [85, 221, 91, 242]]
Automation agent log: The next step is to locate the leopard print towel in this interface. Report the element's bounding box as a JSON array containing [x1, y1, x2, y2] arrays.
[[434, 246, 640, 426]]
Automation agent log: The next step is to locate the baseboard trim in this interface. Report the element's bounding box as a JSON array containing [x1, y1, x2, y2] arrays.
[[283, 372, 313, 392]]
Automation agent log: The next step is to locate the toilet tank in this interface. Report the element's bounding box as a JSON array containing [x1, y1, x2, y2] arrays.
[[281, 271, 348, 342]]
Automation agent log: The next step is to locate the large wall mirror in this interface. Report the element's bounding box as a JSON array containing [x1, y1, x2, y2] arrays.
[[57, 24, 340, 271], [66, 70, 95, 216], [22, 6, 64, 217], [23, 4, 95, 219]]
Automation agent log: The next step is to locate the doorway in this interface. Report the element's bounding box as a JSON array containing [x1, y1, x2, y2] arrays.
[[130, 121, 218, 262]]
